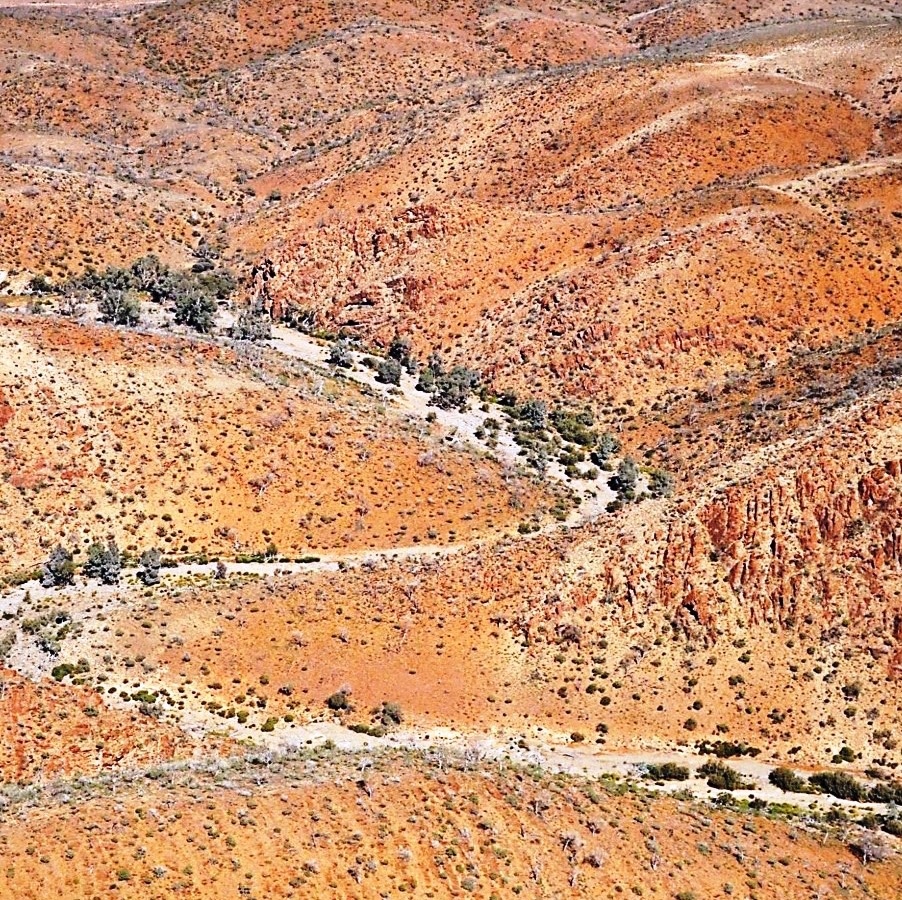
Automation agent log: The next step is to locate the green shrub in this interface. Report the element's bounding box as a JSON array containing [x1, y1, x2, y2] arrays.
[[645, 763, 690, 781], [697, 761, 753, 791], [326, 690, 351, 711], [808, 771, 867, 802], [768, 767, 805, 793]]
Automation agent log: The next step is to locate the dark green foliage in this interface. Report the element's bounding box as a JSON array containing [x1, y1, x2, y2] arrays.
[[769, 766, 806, 793], [349, 722, 386, 737], [697, 760, 753, 791], [808, 771, 868, 802], [645, 762, 690, 781], [549, 407, 596, 446], [98, 288, 142, 326], [174, 284, 217, 333], [28, 274, 56, 294], [51, 659, 90, 681], [696, 740, 761, 759], [70, 259, 237, 328], [431, 365, 480, 410], [834, 745, 857, 764], [867, 781, 902, 804], [129, 254, 177, 303], [138, 548, 162, 586], [516, 398, 548, 431], [41, 545, 76, 587], [196, 268, 237, 300], [83, 539, 121, 585], [326, 690, 351, 711], [388, 334, 417, 373], [376, 356, 402, 385], [415, 365, 435, 392]]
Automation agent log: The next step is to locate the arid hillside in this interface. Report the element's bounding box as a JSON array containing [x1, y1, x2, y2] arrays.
[[0, 316, 553, 579], [2, 748, 901, 900], [253, 21, 902, 412], [1, 0, 902, 894]]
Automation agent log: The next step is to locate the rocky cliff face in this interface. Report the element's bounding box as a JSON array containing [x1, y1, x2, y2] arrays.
[[565, 393, 902, 675], [251, 204, 463, 332]]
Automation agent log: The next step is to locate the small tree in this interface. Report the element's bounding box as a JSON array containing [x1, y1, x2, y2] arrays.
[[57, 286, 87, 318], [327, 338, 354, 369], [416, 365, 436, 392], [613, 456, 639, 495], [138, 548, 162, 585], [231, 305, 272, 341], [28, 274, 56, 294], [174, 285, 217, 333], [83, 539, 121, 585], [518, 398, 548, 431], [98, 288, 141, 326], [376, 357, 402, 385], [41, 546, 76, 588], [591, 431, 621, 465], [388, 334, 416, 373], [432, 366, 480, 411], [129, 254, 176, 302]]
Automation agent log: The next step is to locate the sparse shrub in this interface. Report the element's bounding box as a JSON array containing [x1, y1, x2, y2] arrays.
[[376, 700, 403, 728], [613, 456, 639, 496], [696, 740, 760, 759], [51, 659, 89, 681], [231, 305, 272, 341], [851, 831, 892, 864], [326, 690, 351, 711], [648, 468, 675, 498], [590, 432, 621, 465], [645, 763, 690, 781]]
